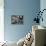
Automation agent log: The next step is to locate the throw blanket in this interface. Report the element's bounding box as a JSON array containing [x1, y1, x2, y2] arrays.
[[17, 32, 34, 46]]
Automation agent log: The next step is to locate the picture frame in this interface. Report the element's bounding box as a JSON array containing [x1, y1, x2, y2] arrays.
[[11, 15, 24, 24]]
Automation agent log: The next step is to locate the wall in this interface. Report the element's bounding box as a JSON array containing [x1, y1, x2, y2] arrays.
[[40, 0, 46, 45], [4, 0, 40, 42], [0, 0, 4, 42], [40, 0, 46, 26]]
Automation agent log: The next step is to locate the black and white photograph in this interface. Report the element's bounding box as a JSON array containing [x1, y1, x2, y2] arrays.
[[11, 15, 24, 24]]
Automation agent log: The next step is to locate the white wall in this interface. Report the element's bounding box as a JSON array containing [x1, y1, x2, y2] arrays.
[[0, 0, 4, 42]]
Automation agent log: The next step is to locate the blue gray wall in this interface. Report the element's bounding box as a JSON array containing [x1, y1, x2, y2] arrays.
[[40, 0, 46, 44], [40, 0, 46, 27], [4, 0, 40, 42]]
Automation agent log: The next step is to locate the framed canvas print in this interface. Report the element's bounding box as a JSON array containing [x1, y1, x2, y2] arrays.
[[11, 15, 24, 24]]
